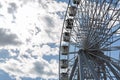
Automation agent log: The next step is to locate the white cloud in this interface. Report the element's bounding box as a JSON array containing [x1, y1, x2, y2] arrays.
[[40, 45, 59, 55], [0, 0, 67, 79], [0, 58, 58, 79]]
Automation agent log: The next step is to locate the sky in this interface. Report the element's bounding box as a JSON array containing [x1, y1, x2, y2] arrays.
[[0, 0, 67, 80], [0, 0, 120, 80]]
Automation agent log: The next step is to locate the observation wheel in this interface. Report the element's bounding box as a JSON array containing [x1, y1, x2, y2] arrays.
[[59, 0, 120, 80]]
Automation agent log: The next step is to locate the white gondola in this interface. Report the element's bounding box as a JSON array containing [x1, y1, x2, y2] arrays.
[[73, 0, 80, 4], [60, 59, 68, 68], [63, 32, 70, 42], [61, 45, 69, 55], [66, 18, 73, 29], [68, 6, 77, 16], [61, 73, 68, 80]]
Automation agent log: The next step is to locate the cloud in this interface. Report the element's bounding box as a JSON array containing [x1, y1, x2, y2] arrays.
[[0, 28, 22, 46], [44, 16, 55, 28], [8, 2, 17, 14], [0, 0, 67, 79], [33, 60, 57, 77], [0, 3, 2, 8], [40, 44, 59, 55], [0, 58, 58, 79]]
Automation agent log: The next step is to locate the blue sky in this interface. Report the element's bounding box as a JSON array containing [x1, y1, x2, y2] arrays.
[[0, 0, 67, 80]]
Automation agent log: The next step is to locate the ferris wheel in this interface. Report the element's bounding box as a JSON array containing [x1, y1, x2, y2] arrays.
[[59, 0, 120, 80]]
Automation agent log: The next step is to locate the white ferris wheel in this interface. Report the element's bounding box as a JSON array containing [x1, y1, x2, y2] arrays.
[[59, 0, 120, 80]]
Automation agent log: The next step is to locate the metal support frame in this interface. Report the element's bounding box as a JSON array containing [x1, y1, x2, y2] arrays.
[[83, 52, 99, 80], [78, 50, 84, 80]]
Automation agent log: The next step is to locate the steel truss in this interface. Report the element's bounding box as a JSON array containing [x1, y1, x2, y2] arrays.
[[59, 0, 120, 80]]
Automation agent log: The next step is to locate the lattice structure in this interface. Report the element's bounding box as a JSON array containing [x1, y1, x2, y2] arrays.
[[59, 0, 120, 80]]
